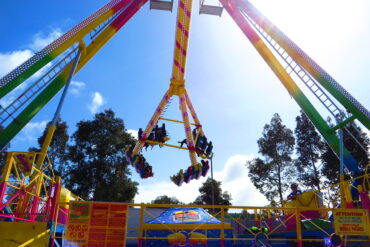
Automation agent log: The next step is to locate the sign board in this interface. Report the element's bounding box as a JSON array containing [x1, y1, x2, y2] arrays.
[[334, 209, 369, 236], [64, 201, 128, 246]]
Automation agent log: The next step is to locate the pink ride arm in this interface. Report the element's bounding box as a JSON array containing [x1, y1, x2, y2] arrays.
[[185, 92, 205, 136], [179, 94, 197, 167], [132, 91, 171, 155]]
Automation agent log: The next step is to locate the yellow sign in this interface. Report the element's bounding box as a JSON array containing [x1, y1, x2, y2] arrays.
[[65, 201, 128, 246], [334, 209, 369, 236]]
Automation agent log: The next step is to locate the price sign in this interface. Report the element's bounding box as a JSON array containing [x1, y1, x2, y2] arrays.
[[65, 201, 128, 246]]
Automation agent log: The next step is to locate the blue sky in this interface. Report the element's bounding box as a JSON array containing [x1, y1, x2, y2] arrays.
[[0, 0, 369, 206]]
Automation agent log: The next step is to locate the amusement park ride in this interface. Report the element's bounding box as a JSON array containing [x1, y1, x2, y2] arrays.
[[0, 0, 369, 246]]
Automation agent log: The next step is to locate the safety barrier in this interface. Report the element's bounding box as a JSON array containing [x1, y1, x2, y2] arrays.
[[49, 203, 369, 247]]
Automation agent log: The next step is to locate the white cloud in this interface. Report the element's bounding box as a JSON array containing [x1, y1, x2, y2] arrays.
[[0, 95, 16, 110], [15, 120, 48, 143], [214, 154, 269, 207], [0, 50, 34, 78], [88, 92, 105, 114], [218, 154, 253, 182], [127, 129, 138, 139], [70, 80, 86, 96], [135, 154, 269, 207], [29, 29, 62, 51], [0, 49, 50, 108], [0, 29, 62, 78], [0, 29, 62, 108], [364, 128, 370, 138], [135, 179, 204, 204]]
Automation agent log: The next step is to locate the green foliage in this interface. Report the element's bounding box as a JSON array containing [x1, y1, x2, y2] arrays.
[[248, 159, 279, 203], [294, 110, 324, 190], [247, 110, 369, 207], [247, 113, 295, 206], [0, 149, 8, 177], [0, 125, 9, 175], [65, 109, 138, 202], [151, 195, 182, 205], [193, 177, 232, 212]]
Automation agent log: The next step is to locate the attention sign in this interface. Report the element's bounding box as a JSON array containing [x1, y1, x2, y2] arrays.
[[334, 209, 369, 236], [64, 201, 129, 246]]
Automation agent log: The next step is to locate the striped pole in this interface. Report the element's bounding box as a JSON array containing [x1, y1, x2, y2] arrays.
[[171, 0, 194, 82], [179, 94, 197, 167], [185, 92, 205, 136], [295, 209, 303, 247]]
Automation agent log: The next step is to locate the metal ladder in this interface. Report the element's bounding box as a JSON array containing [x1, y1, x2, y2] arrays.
[[0, 47, 79, 126], [160, 97, 173, 118], [241, 11, 345, 122], [89, 6, 126, 41], [0, 6, 126, 127], [240, 10, 370, 156]]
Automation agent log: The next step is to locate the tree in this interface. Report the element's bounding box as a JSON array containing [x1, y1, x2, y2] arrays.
[[29, 118, 69, 177], [294, 110, 324, 190], [247, 113, 295, 206], [322, 121, 369, 185], [151, 195, 182, 205], [0, 125, 9, 175], [0, 146, 9, 176], [193, 178, 232, 213], [65, 109, 138, 202]]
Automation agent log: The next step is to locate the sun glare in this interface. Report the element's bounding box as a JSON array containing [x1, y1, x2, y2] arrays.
[[249, 0, 368, 61]]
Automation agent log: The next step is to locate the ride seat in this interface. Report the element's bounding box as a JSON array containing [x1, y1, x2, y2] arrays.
[[150, 0, 173, 12], [199, 0, 223, 16]]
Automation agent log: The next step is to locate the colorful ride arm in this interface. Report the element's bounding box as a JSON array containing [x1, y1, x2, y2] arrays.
[[170, 0, 194, 84], [132, 91, 172, 155], [0, 0, 148, 149], [179, 94, 198, 166], [131, 0, 203, 168], [220, 0, 366, 177], [237, 0, 370, 129], [185, 92, 204, 136]]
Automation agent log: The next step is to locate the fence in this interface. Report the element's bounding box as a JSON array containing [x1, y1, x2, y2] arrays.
[[49, 203, 369, 247]]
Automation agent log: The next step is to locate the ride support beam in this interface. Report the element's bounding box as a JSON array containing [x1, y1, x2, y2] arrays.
[[144, 140, 189, 150], [159, 117, 197, 126], [0, 153, 14, 204], [0, 63, 75, 150], [171, 0, 194, 83], [220, 0, 361, 176], [34, 51, 81, 173], [28, 51, 81, 220], [295, 209, 303, 247]]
